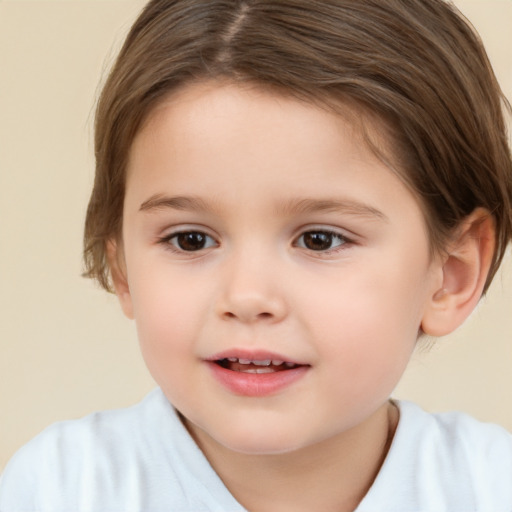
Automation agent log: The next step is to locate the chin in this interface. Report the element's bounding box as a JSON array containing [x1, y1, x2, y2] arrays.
[[214, 422, 320, 455], [179, 399, 327, 456], [221, 437, 304, 456]]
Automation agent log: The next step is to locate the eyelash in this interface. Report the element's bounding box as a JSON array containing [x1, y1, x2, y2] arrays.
[[295, 230, 351, 254], [157, 228, 353, 255], [158, 230, 218, 253]]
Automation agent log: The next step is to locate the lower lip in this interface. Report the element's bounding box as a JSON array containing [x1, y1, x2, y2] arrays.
[[207, 362, 309, 397]]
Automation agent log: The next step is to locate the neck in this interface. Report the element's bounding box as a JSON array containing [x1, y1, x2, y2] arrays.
[[186, 401, 398, 512]]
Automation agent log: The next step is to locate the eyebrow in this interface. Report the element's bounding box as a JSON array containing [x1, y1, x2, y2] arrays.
[[275, 198, 388, 222], [139, 194, 387, 222], [139, 194, 217, 213]]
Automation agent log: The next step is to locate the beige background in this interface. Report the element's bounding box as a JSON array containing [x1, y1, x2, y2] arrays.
[[0, 0, 511, 471]]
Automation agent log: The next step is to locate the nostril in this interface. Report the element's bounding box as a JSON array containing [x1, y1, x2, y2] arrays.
[[218, 295, 286, 323], [222, 311, 274, 321]]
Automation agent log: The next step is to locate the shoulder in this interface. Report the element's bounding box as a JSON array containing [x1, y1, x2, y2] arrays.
[[1, 387, 170, 466], [359, 400, 512, 511], [0, 389, 174, 509], [399, 400, 512, 469], [0, 389, 243, 511]]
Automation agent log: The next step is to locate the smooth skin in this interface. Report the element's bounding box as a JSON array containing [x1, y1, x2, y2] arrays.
[[109, 82, 494, 511]]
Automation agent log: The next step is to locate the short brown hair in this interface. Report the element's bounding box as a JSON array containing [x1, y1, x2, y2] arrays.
[[83, 0, 512, 293]]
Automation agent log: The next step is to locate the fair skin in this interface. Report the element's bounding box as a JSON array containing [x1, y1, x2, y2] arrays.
[[109, 82, 494, 511]]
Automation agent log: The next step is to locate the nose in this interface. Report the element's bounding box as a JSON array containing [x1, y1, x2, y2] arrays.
[[216, 252, 288, 324]]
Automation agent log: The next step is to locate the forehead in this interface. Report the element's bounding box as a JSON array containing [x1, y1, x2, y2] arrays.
[[128, 80, 403, 177], [122, 81, 430, 251]]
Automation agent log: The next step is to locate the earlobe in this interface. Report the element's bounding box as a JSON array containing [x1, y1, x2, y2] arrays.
[[421, 208, 495, 337], [106, 239, 134, 319]]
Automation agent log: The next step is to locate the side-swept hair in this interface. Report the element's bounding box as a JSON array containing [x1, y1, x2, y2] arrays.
[[84, 0, 512, 293]]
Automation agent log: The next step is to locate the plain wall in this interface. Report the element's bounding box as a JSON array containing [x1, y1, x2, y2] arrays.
[[1, 0, 511, 471]]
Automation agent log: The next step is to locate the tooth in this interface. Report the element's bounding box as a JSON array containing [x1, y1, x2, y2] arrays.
[[227, 357, 237, 362], [272, 360, 284, 366], [243, 368, 274, 374], [238, 358, 251, 365], [284, 362, 296, 368], [253, 360, 271, 366]]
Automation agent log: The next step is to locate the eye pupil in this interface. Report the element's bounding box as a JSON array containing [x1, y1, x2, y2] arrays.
[[303, 232, 333, 251], [177, 232, 206, 251]]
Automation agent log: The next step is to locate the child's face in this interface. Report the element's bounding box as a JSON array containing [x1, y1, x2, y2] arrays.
[[115, 82, 442, 455]]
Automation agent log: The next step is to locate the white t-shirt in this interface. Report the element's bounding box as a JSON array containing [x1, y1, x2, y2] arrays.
[[1, 388, 511, 511]]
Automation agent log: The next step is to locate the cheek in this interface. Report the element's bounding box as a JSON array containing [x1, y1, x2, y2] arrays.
[[127, 262, 212, 372], [307, 258, 428, 388]]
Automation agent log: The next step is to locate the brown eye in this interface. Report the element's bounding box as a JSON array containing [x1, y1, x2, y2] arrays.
[[297, 231, 347, 251], [170, 232, 216, 251]]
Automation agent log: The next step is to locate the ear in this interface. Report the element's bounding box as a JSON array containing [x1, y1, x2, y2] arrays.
[[421, 208, 495, 337], [106, 239, 134, 319]]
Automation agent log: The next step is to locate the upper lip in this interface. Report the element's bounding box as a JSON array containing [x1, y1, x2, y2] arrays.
[[206, 349, 308, 366]]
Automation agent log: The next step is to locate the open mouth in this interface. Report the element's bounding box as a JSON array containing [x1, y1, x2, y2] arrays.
[[215, 357, 302, 374], [208, 354, 310, 395]]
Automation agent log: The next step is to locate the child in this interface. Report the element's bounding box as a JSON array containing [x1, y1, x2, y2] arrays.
[[1, 0, 511, 510]]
